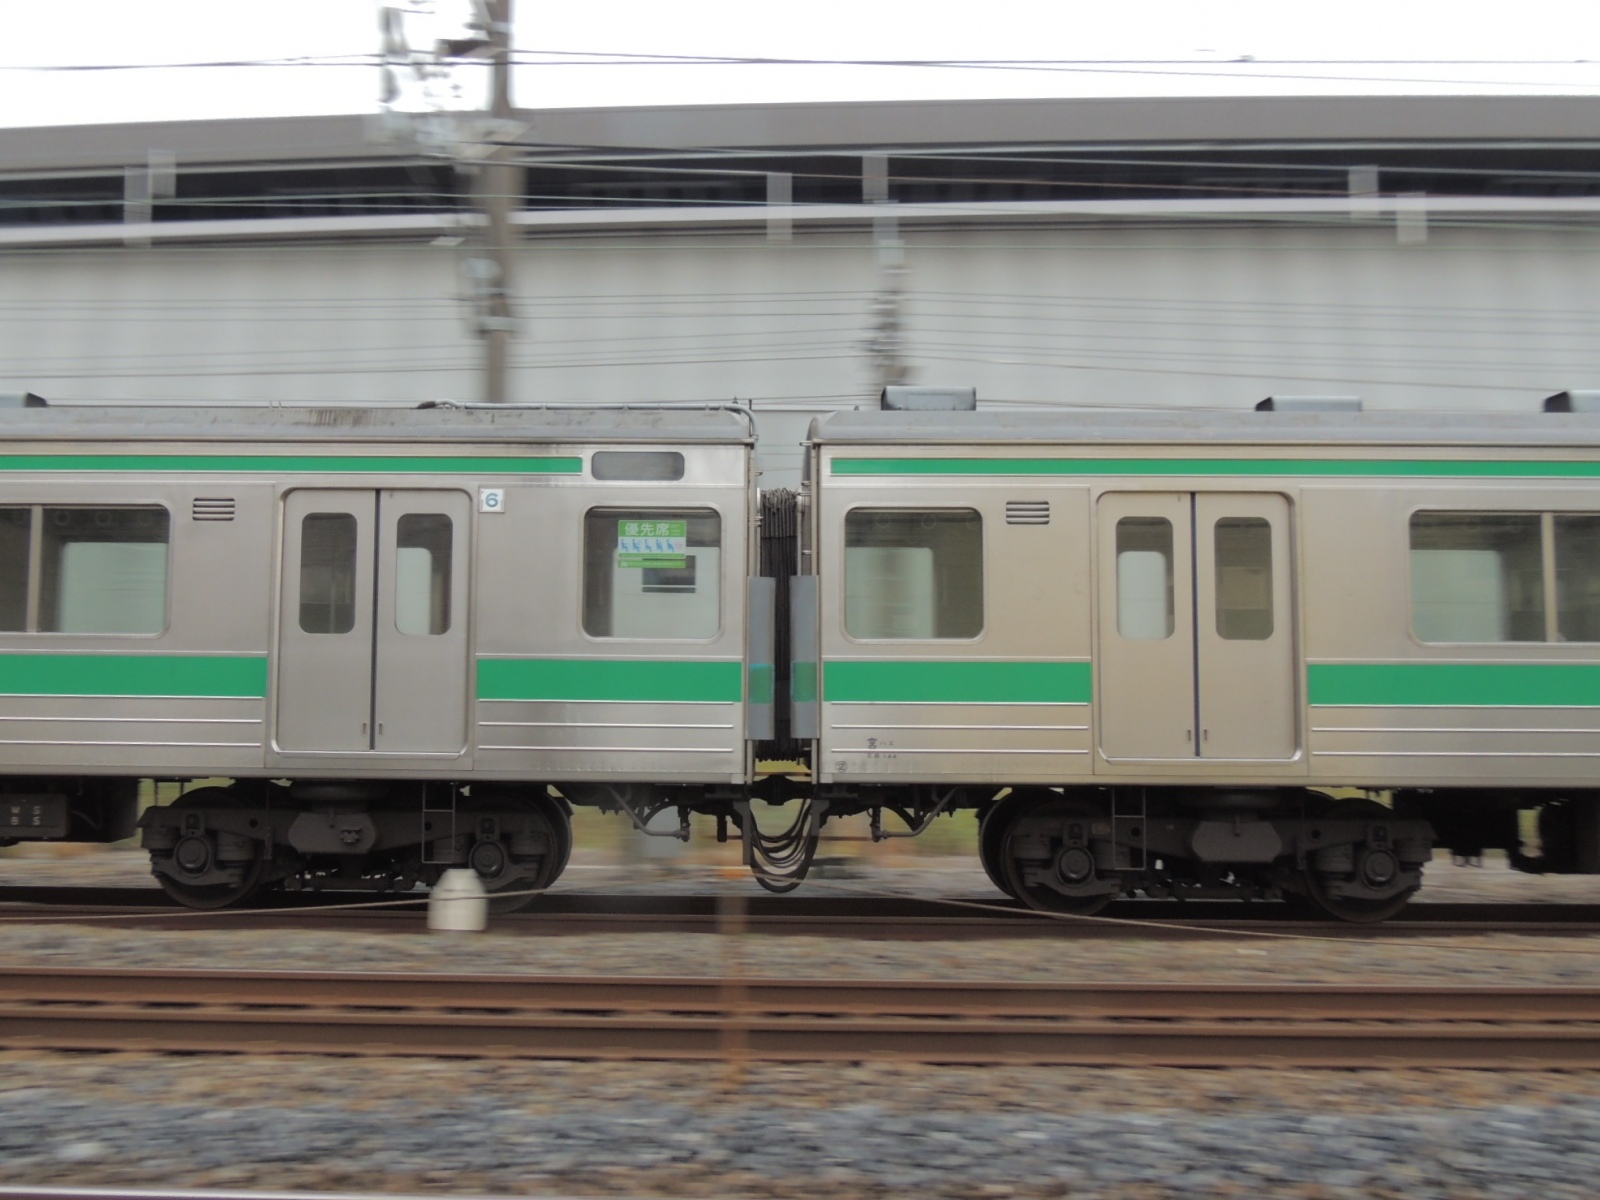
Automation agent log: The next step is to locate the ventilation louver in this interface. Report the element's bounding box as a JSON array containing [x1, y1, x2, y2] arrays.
[[1005, 500, 1050, 525], [191, 498, 236, 522]]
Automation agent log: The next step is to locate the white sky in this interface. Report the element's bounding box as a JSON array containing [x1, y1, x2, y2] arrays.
[[4, 0, 1600, 128]]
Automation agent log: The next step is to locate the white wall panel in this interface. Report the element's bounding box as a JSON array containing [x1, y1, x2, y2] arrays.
[[6, 219, 1600, 486]]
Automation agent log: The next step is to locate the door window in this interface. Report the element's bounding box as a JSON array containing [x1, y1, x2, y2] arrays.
[[298, 513, 358, 634], [1115, 516, 1173, 639], [395, 513, 452, 635], [1213, 517, 1274, 640]]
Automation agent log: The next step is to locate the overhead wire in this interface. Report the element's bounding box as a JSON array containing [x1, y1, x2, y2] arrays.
[[5, 50, 1600, 90]]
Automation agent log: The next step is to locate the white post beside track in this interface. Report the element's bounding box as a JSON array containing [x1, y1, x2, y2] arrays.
[[428, 869, 487, 932]]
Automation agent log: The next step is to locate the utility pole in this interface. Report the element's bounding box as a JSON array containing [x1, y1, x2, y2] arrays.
[[378, 0, 521, 403], [478, 0, 516, 403], [863, 153, 910, 396]]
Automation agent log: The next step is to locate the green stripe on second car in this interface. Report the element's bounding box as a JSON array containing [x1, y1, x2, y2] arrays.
[[478, 657, 744, 703], [1309, 662, 1600, 707], [791, 661, 819, 705], [0, 653, 268, 698], [824, 659, 1091, 704], [831, 456, 1600, 479]]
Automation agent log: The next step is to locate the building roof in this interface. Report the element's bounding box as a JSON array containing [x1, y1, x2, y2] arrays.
[[8, 95, 1600, 248], [9, 95, 1600, 173]]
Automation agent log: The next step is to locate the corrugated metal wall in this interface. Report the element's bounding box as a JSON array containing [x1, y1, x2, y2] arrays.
[[6, 219, 1599, 486]]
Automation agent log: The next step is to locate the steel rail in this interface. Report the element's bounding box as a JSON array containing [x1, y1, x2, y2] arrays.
[[0, 1189, 523, 1200], [6, 891, 1600, 938], [5, 967, 1600, 1018], [3, 968, 1600, 1067]]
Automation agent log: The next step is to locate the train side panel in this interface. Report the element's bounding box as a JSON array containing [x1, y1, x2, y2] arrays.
[[470, 444, 751, 786], [0, 473, 274, 780], [807, 424, 1600, 795], [1300, 478, 1600, 789], [812, 472, 1093, 786]]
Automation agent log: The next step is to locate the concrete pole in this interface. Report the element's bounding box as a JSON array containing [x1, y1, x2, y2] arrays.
[[480, 0, 516, 403]]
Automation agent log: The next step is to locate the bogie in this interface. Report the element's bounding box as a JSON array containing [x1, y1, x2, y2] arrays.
[[139, 781, 575, 912]]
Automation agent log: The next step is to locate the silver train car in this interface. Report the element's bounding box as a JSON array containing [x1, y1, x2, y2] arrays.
[[7, 396, 1600, 920], [802, 403, 1600, 919], [0, 403, 770, 908]]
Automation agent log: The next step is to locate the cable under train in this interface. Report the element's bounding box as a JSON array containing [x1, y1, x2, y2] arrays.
[[5, 388, 1600, 922]]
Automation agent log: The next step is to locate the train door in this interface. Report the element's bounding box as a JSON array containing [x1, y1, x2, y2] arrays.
[[1096, 492, 1297, 763], [274, 488, 471, 756]]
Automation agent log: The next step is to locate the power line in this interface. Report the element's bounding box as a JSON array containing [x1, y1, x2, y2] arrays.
[[9, 52, 1600, 71]]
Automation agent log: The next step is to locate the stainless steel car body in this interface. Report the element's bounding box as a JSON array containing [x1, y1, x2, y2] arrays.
[[0, 405, 759, 806], [803, 408, 1600, 792]]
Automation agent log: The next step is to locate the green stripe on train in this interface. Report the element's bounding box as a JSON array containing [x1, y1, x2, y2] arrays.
[[0, 454, 582, 474], [1309, 662, 1600, 707], [824, 659, 1091, 704], [0, 654, 268, 697], [832, 457, 1600, 478], [477, 658, 743, 703], [791, 661, 819, 705]]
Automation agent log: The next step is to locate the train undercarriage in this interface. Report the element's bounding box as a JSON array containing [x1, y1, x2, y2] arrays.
[[135, 781, 573, 911], [127, 779, 1426, 922], [8, 774, 1600, 923]]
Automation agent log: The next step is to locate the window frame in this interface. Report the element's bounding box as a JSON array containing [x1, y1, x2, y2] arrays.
[[0, 503, 172, 638], [579, 504, 725, 643], [840, 504, 986, 643], [1407, 506, 1600, 646], [1113, 514, 1176, 642], [296, 510, 360, 636]]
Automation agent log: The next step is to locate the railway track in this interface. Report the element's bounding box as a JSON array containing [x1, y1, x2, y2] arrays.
[[3, 967, 1599, 1067], [4, 888, 1600, 937], [0, 1194, 414, 1200]]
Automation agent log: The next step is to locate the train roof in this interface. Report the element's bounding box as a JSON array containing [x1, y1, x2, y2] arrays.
[[809, 407, 1600, 450], [0, 404, 754, 446]]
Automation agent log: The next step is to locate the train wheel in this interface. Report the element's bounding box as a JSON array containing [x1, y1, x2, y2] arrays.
[[1301, 799, 1419, 924], [152, 789, 267, 910], [465, 792, 572, 914], [998, 794, 1118, 917], [979, 790, 1057, 899]]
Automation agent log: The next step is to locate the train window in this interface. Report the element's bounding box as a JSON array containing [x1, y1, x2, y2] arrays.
[[590, 451, 685, 481], [1116, 517, 1174, 640], [395, 513, 452, 636], [844, 509, 983, 639], [582, 507, 721, 639], [38, 507, 170, 635], [1555, 515, 1600, 642], [1214, 517, 1274, 640], [299, 512, 358, 635], [1410, 513, 1544, 642], [0, 508, 29, 632]]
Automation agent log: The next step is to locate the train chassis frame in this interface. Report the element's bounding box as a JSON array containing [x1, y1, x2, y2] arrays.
[[17, 771, 1596, 922]]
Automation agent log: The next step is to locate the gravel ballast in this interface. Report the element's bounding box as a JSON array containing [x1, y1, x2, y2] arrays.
[[3, 1056, 1600, 1199], [3, 849, 1600, 1197]]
